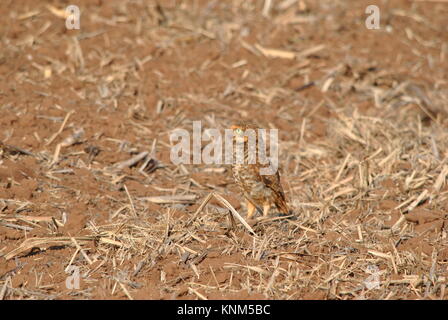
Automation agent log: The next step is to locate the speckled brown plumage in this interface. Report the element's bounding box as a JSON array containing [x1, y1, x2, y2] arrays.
[[230, 122, 289, 219]]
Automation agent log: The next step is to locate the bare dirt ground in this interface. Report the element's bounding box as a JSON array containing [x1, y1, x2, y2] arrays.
[[1, 0, 448, 300]]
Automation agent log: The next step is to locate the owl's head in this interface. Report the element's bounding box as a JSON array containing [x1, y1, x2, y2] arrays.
[[230, 122, 257, 143]]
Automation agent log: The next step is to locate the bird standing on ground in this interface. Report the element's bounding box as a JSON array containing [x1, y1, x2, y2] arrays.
[[230, 122, 289, 220]]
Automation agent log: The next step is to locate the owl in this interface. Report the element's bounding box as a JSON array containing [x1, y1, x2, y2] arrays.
[[230, 122, 289, 219]]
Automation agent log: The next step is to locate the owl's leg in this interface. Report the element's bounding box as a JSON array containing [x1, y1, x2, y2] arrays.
[[246, 200, 256, 219], [263, 203, 271, 217]]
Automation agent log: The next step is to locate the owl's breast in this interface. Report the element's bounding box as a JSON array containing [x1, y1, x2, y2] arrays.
[[232, 164, 274, 203]]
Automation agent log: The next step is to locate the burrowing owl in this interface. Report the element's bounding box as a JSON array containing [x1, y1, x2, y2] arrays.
[[230, 122, 289, 219]]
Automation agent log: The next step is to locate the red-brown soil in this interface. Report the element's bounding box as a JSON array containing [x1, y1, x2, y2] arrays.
[[1, 0, 448, 300]]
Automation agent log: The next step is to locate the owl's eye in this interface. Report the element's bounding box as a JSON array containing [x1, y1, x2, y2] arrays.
[[235, 128, 243, 135]]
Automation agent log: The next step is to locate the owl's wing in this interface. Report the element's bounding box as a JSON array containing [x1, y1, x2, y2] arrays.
[[259, 166, 289, 214]]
